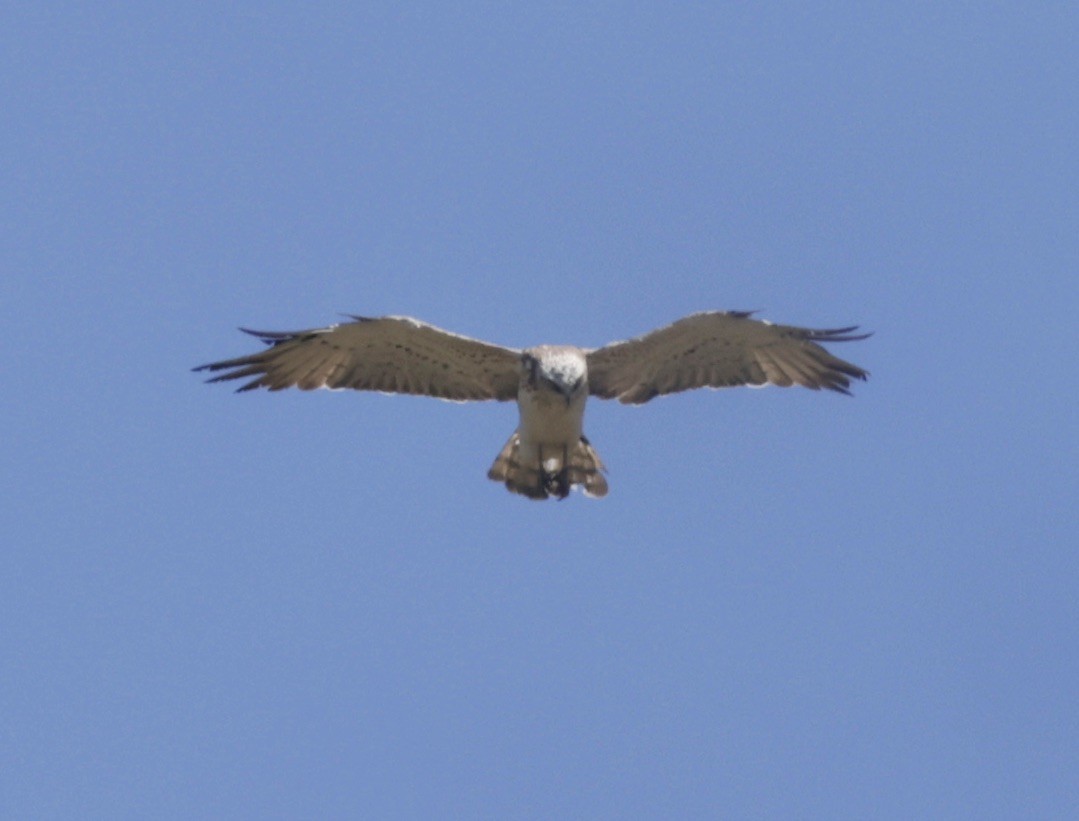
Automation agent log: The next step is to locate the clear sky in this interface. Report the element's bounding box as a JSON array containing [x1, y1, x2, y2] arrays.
[[3, 3, 1076, 818]]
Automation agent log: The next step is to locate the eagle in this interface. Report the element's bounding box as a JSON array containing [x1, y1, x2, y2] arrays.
[[195, 311, 870, 499]]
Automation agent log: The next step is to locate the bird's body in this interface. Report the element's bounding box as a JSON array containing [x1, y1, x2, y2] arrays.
[[488, 345, 605, 499], [195, 311, 870, 499], [515, 350, 587, 471]]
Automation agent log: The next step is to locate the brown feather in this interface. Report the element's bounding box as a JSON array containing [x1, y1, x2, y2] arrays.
[[194, 315, 521, 401], [587, 311, 869, 403]]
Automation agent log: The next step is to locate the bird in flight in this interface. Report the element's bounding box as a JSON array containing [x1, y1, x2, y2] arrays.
[[195, 311, 870, 500]]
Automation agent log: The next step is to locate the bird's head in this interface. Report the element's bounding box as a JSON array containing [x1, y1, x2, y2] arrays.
[[523, 346, 587, 404]]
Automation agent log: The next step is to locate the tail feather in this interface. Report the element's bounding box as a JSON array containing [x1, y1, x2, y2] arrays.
[[565, 435, 608, 498], [488, 434, 608, 500]]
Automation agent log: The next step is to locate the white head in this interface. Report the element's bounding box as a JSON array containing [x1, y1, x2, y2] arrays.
[[522, 346, 588, 401]]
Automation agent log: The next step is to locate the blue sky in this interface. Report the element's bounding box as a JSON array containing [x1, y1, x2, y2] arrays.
[[3, 3, 1076, 817]]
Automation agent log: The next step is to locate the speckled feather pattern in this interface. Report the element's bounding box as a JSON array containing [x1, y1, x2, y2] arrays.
[[195, 316, 521, 402], [585, 311, 869, 404]]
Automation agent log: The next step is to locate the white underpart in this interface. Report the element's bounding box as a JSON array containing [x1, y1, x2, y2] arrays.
[[515, 348, 589, 473], [516, 386, 587, 471]]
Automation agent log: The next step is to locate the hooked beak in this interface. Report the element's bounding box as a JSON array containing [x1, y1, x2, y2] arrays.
[[557, 377, 582, 406]]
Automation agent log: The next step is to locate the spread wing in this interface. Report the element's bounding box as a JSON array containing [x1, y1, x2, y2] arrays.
[[586, 311, 870, 404], [194, 315, 521, 402]]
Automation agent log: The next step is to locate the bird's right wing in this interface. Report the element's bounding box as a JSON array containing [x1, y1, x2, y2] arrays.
[[194, 315, 522, 402], [586, 311, 870, 404]]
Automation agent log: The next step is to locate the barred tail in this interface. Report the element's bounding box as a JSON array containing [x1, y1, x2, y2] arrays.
[[487, 433, 608, 500]]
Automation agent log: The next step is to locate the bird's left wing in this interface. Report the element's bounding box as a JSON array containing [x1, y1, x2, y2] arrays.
[[586, 311, 870, 404], [194, 315, 521, 401]]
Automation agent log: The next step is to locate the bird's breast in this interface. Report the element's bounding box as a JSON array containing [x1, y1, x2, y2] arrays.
[[516, 386, 586, 446]]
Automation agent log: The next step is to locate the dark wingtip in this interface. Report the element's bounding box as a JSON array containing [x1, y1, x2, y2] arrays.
[[238, 327, 291, 346], [193, 361, 232, 374], [815, 326, 873, 342]]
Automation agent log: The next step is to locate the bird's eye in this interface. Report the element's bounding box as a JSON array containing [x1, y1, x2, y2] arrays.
[[522, 354, 539, 381]]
